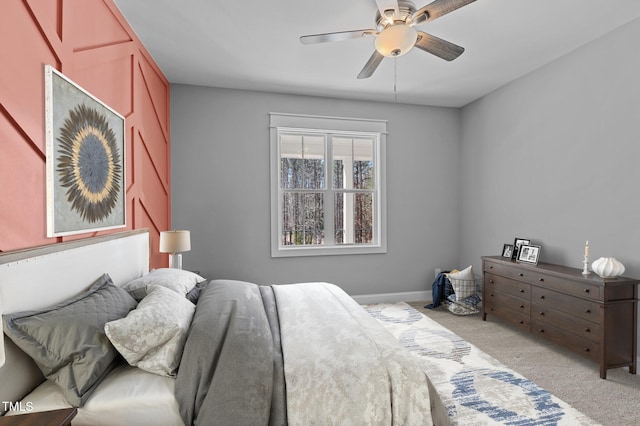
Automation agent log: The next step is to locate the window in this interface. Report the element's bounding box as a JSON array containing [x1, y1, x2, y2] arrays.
[[270, 113, 387, 257]]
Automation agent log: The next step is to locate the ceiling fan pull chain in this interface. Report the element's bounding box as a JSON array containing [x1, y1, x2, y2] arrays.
[[394, 58, 398, 103]]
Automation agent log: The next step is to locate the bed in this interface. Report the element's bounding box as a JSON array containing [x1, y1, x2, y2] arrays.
[[0, 229, 432, 425]]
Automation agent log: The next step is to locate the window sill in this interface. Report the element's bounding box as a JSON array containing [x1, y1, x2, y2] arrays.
[[271, 244, 386, 258]]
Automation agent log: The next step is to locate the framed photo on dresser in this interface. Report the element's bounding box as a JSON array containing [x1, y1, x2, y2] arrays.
[[517, 244, 541, 264], [512, 237, 531, 260]]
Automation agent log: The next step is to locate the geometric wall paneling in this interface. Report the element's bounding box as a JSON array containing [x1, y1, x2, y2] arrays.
[[138, 89, 170, 188], [125, 125, 136, 192], [1, 1, 59, 155], [3, 0, 170, 268], [138, 55, 170, 137], [140, 139, 170, 232], [24, 0, 63, 43], [137, 129, 169, 195], [136, 198, 164, 268], [63, 0, 132, 53], [0, 112, 49, 252], [72, 46, 135, 118]]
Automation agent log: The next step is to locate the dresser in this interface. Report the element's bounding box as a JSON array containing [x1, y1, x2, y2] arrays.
[[482, 256, 638, 379]]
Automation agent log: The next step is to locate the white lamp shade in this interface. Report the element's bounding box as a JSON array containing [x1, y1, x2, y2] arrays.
[[375, 25, 417, 57], [159, 230, 191, 254]]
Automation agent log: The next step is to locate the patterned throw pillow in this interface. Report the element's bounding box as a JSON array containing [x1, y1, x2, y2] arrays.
[[105, 285, 195, 377], [447, 265, 476, 299]]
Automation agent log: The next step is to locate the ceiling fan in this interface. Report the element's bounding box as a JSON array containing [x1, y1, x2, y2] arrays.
[[300, 0, 476, 79]]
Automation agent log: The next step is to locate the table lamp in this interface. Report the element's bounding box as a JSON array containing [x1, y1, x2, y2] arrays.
[[159, 230, 191, 269]]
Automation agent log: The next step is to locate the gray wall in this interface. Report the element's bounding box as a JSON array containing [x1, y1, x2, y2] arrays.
[[459, 18, 640, 279], [171, 18, 640, 302], [170, 87, 461, 296]]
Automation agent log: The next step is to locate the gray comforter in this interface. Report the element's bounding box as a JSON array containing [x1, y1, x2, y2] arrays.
[[175, 280, 431, 426]]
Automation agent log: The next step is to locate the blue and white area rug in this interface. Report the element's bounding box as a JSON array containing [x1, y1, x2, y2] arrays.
[[364, 303, 599, 425]]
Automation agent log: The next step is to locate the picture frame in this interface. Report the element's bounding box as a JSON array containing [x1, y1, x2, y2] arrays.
[[512, 237, 531, 260], [502, 244, 514, 258], [517, 244, 541, 264], [45, 65, 126, 237]]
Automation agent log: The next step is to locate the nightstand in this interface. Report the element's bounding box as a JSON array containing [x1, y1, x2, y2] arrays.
[[0, 408, 77, 426]]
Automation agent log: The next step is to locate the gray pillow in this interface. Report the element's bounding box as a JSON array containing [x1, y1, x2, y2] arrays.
[[2, 274, 137, 406], [122, 268, 205, 301], [185, 280, 208, 304]]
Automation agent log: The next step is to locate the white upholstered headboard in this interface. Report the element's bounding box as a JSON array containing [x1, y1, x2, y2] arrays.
[[0, 229, 149, 409]]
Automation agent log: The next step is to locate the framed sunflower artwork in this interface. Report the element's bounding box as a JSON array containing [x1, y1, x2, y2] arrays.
[[45, 65, 126, 237]]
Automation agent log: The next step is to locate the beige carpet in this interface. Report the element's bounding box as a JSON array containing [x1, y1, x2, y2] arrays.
[[408, 302, 640, 426]]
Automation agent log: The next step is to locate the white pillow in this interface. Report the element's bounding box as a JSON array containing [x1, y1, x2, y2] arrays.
[[447, 265, 476, 299], [122, 268, 205, 301], [105, 285, 195, 377]]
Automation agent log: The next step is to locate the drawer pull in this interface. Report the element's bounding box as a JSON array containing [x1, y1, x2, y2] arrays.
[[490, 280, 494, 284], [539, 311, 545, 316], [584, 348, 590, 352], [539, 278, 544, 282], [490, 293, 494, 297], [519, 273, 524, 277], [489, 266, 494, 269], [519, 320, 524, 324], [519, 289, 525, 293], [490, 307, 494, 312], [539, 328, 544, 333], [585, 309, 591, 314], [519, 304, 524, 309], [584, 288, 590, 294], [540, 295, 545, 300], [585, 328, 591, 333]]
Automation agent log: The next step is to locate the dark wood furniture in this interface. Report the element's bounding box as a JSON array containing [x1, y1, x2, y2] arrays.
[[482, 256, 638, 379], [0, 408, 77, 426]]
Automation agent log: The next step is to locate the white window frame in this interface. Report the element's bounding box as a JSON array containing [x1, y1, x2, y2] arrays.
[[270, 113, 387, 257]]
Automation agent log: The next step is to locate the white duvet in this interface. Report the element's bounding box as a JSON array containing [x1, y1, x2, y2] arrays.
[[273, 282, 432, 425]]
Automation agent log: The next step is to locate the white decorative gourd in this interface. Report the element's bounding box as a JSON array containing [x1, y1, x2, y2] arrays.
[[591, 257, 625, 278]]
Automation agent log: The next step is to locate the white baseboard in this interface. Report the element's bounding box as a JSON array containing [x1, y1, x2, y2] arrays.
[[352, 290, 432, 305]]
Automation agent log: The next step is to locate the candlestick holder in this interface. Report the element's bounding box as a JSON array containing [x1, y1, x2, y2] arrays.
[[582, 255, 590, 275]]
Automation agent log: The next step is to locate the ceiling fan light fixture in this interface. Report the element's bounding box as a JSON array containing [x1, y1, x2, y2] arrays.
[[375, 24, 417, 57]]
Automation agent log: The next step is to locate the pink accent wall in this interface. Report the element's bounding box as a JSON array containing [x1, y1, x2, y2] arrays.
[[0, 0, 171, 268]]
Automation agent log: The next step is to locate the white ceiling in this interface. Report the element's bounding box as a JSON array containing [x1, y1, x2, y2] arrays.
[[113, 0, 640, 107]]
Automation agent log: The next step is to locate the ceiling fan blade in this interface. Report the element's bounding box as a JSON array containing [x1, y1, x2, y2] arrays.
[[411, 0, 476, 25], [414, 31, 464, 61], [357, 51, 385, 79], [300, 29, 376, 44], [374, 0, 400, 23]]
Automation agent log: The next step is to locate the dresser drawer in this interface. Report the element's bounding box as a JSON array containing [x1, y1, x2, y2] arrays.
[[485, 273, 531, 299], [485, 261, 602, 301], [484, 301, 530, 332], [531, 303, 600, 343], [484, 262, 532, 283], [484, 289, 530, 316], [531, 319, 599, 363], [531, 286, 599, 323], [535, 273, 602, 301]]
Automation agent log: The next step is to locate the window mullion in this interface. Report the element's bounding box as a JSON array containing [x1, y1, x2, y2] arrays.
[[324, 134, 335, 246]]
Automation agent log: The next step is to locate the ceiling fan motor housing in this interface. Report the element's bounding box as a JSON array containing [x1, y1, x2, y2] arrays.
[[375, 1, 417, 29]]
